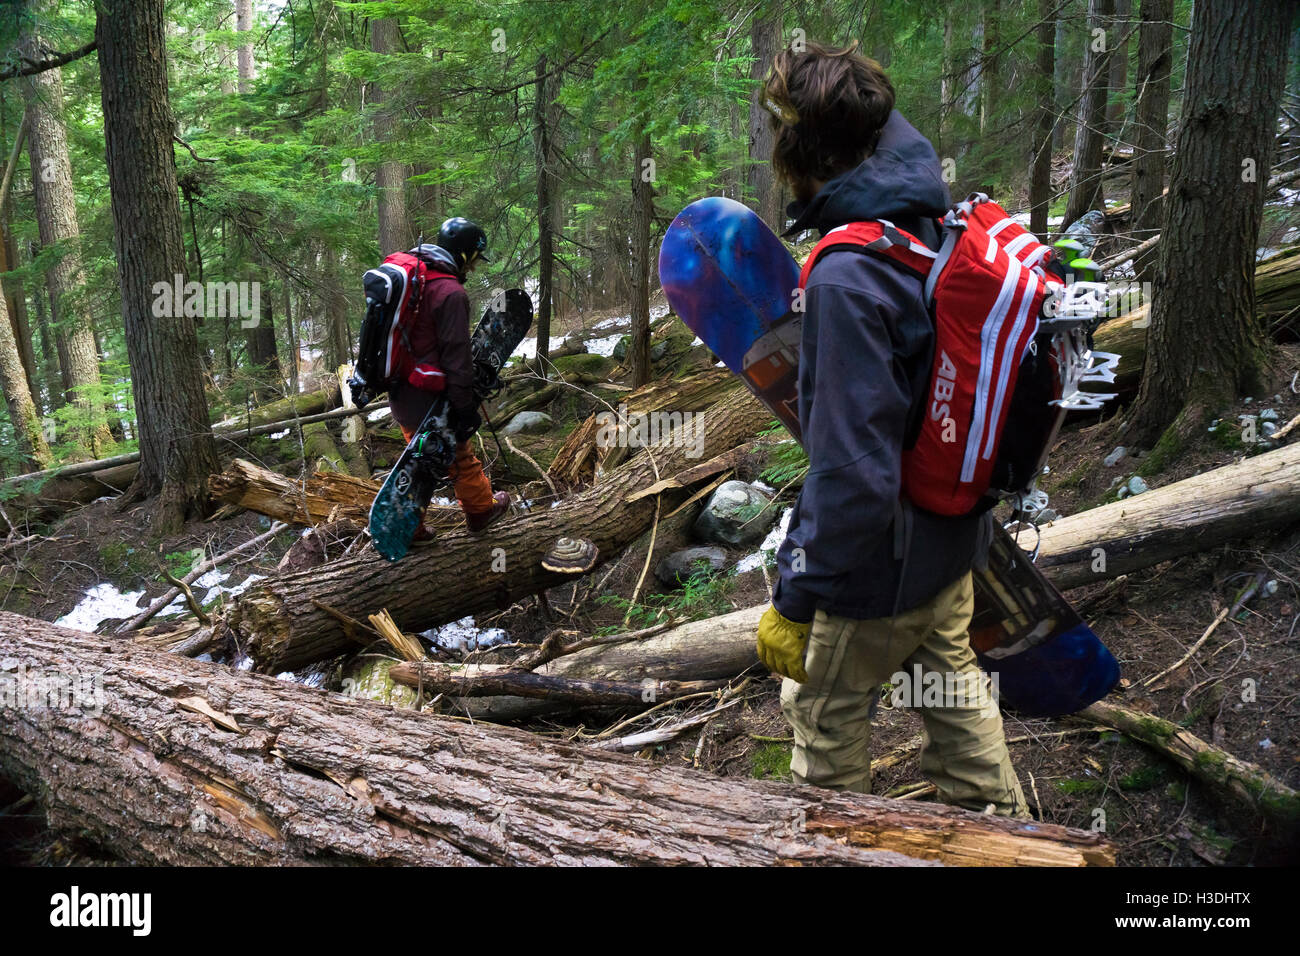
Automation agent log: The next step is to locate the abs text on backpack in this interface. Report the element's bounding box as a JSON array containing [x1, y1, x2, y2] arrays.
[[798, 193, 1068, 516], [349, 251, 428, 409]]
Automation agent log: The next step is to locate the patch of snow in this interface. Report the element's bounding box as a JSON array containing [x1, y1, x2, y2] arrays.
[[56, 583, 146, 632], [593, 316, 625, 330], [430, 495, 457, 508], [231, 654, 255, 671], [367, 407, 391, 422], [512, 335, 568, 359], [269, 429, 290, 440], [690, 336, 704, 347], [585, 333, 625, 358], [735, 507, 793, 574], [420, 616, 509, 653]]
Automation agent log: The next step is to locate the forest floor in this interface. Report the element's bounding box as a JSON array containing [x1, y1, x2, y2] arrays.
[[2, 324, 1298, 867]]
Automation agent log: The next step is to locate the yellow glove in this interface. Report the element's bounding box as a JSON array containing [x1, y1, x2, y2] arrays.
[[756, 605, 813, 683]]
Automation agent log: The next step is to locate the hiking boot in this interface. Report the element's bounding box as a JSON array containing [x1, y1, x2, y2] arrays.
[[465, 492, 510, 533], [411, 523, 437, 543]]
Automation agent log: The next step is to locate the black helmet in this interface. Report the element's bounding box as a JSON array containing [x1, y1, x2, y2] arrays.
[[436, 217, 490, 270]]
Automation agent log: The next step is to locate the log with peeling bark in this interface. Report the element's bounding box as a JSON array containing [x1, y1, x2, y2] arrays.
[[548, 367, 739, 486], [391, 663, 728, 706], [209, 458, 460, 530], [1036, 440, 1300, 590], [0, 611, 1113, 866], [222, 389, 773, 673]]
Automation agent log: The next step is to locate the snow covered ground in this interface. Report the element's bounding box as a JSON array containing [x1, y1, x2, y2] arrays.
[[735, 507, 792, 574], [420, 616, 510, 652]]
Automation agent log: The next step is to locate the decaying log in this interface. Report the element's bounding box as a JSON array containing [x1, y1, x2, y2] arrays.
[[390, 663, 728, 707], [222, 389, 773, 673], [0, 611, 1113, 865], [211, 383, 340, 431], [1079, 700, 1299, 834], [209, 458, 459, 530], [548, 367, 738, 486], [1036, 440, 1300, 589]]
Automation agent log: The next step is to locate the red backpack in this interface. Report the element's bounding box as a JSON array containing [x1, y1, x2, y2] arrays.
[[798, 193, 1107, 516], [349, 251, 432, 409]]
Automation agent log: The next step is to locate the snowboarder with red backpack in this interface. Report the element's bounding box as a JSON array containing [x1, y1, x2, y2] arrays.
[[753, 42, 1030, 817], [388, 217, 509, 536]]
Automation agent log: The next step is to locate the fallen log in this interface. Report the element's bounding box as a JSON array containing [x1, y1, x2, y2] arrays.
[[209, 458, 460, 530], [391, 664, 729, 707], [548, 367, 738, 486], [1079, 700, 1298, 835], [223, 388, 773, 673], [0, 611, 1113, 865], [1036, 440, 1300, 589], [211, 383, 340, 431]]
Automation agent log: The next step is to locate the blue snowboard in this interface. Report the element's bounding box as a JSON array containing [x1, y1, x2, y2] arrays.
[[659, 196, 1118, 717]]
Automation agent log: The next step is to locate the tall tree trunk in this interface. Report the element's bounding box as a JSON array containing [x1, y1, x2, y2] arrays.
[[533, 55, 561, 366], [1106, 0, 1132, 134], [1029, 0, 1057, 237], [282, 275, 298, 394], [0, 281, 51, 470], [0, 221, 37, 407], [1130, 0, 1173, 279], [1064, 0, 1116, 225], [235, 0, 254, 94], [747, 0, 783, 230], [246, 279, 280, 400], [1124, 0, 1293, 447], [20, 27, 111, 459], [29, 240, 60, 413], [629, 132, 653, 389], [322, 246, 351, 370], [1051, 2, 1072, 152], [96, 0, 220, 534], [370, 16, 411, 254]]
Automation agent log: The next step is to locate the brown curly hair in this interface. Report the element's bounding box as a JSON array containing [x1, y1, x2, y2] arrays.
[[762, 40, 895, 200]]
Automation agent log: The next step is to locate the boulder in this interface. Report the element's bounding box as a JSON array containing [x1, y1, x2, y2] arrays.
[[693, 480, 776, 547], [502, 411, 553, 435], [655, 546, 728, 587]]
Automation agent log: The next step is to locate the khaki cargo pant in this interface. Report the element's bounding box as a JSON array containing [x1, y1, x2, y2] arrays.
[[780, 571, 1029, 817]]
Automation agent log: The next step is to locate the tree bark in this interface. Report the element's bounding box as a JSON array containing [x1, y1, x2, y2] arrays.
[[370, 15, 411, 254], [0, 611, 1114, 866], [1129, 0, 1173, 280], [0, 276, 51, 470], [1064, 0, 1116, 226], [1029, 0, 1057, 238], [1106, 0, 1131, 133], [747, 0, 783, 230], [628, 130, 654, 389], [235, 0, 255, 93], [21, 26, 111, 459], [533, 55, 561, 366], [96, 0, 221, 534], [223, 388, 772, 673], [322, 246, 352, 371], [1124, 0, 1292, 447]]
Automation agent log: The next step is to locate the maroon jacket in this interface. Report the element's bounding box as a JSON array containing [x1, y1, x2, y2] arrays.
[[389, 254, 475, 432]]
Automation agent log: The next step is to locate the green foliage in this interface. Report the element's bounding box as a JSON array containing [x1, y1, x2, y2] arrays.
[[759, 423, 808, 488], [598, 563, 737, 628]]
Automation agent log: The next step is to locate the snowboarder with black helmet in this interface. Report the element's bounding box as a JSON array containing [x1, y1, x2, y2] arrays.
[[391, 216, 509, 536]]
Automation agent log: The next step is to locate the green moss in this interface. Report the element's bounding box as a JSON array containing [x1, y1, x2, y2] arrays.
[[553, 352, 614, 381], [1054, 778, 1104, 795], [1119, 764, 1166, 791], [751, 743, 793, 781], [1137, 425, 1185, 478]]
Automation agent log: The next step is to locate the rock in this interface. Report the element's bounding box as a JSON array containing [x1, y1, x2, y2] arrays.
[[693, 480, 776, 546], [1259, 408, 1279, 421], [1103, 446, 1127, 467], [655, 546, 728, 587], [502, 411, 553, 435], [612, 334, 631, 360], [1117, 475, 1149, 499]]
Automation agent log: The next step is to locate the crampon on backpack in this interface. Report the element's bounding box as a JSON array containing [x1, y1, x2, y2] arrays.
[[798, 192, 1118, 517], [348, 251, 429, 410]]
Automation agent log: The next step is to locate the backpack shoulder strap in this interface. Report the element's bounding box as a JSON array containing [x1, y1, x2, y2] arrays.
[[797, 220, 940, 290]]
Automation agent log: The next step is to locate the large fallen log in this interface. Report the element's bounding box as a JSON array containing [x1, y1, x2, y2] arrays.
[[1036, 440, 1300, 589], [223, 388, 773, 673], [209, 458, 460, 530], [0, 611, 1113, 865], [211, 383, 340, 431], [548, 367, 739, 486]]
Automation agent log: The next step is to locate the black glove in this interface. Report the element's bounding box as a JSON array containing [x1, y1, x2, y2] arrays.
[[453, 405, 482, 443]]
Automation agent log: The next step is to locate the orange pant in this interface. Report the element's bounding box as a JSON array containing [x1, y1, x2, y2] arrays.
[[399, 425, 496, 515]]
